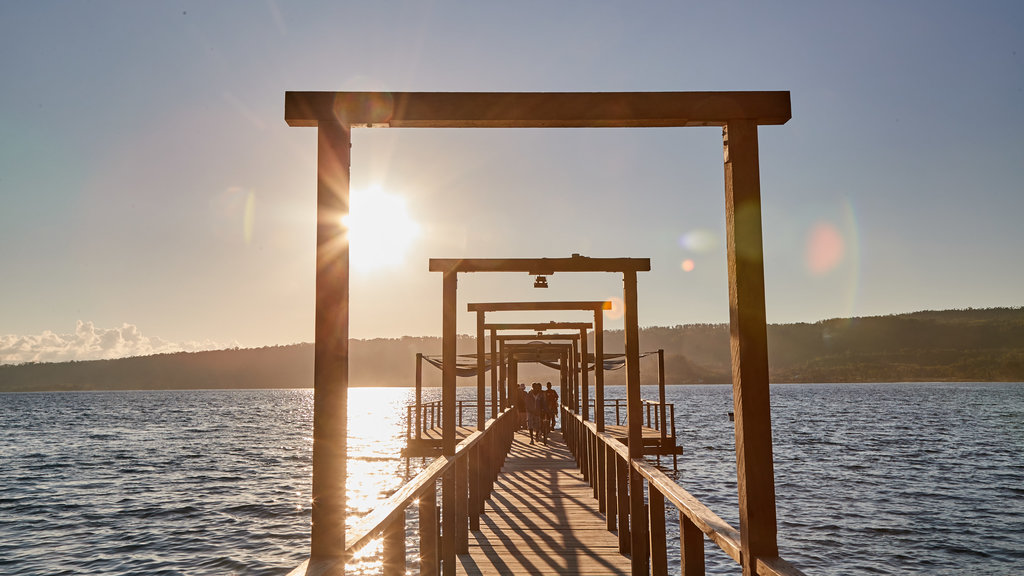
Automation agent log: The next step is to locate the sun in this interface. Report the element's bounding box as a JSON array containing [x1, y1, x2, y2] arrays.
[[340, 186, 421, 271]]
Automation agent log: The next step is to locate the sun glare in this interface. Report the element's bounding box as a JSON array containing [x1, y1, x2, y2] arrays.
[[341, 186, 421, 271]]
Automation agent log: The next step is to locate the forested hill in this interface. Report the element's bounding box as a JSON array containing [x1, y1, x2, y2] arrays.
[[2, 308, 1022, 392]]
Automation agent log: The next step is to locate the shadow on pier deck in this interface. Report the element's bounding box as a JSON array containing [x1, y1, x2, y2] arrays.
[[459, 428, 631, 575]]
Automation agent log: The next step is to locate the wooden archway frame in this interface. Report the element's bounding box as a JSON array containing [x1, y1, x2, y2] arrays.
[[286, 91, 791, 575]]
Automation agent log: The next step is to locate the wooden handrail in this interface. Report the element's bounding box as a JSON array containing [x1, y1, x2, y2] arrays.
[[288, 409, 513, 576], [571, 413, 806, 576], [756, 556, 807, 576], [632, 457, 742, 564]]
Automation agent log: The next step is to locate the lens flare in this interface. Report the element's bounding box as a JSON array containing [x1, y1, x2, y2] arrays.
[[678, 229, 717, 253], [681, 259, 695, 272], [604, 297, 625, 320], [805, 222, 845, 275]]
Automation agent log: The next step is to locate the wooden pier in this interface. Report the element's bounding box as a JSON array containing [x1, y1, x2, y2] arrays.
[[284, 90, 808, 575]]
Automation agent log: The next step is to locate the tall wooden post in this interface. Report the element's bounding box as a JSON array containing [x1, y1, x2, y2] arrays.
[[476, 310, 486, 430], [723, 119, 779, 574], [490, 327, 499, 417], [441, 271, 457, 576], [571, 338, 579, 413], [310, 120, 350, 561], [416, 353, 423, 439], [498, 339, 507, 411], [579, 327, 588, 416], [623, 269, 647, 575], [594, 309, 605, 431], [559, 349, 568, 419], [658, 349, 667, 448]]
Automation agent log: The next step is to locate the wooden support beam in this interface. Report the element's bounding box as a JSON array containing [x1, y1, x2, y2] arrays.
[[489, 328, 498, 418], [476, 311, 486, 431], [431, 255, 649, 274], [723, 119, 779, 574], [468, 300, 612, 312], [310, 120, 350, 561], [623, 269, 647, 575], [579, 328, 588, 417], [483, 321, 592, 331], [594, 309, 605, 431], [285, 91, 792, 128], [419, 487, 438, 576], [415, 353, 423, 439], [441, 271, 457, 576]]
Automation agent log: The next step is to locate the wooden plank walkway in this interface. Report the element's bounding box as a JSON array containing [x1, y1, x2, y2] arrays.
[[456, 428, 631, 576]]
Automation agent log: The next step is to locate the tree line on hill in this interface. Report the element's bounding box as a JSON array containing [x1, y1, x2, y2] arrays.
[[1, 307, 1022, 392]]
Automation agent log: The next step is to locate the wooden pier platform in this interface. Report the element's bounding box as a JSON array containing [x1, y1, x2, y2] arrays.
[[457, 428, 631, 576]]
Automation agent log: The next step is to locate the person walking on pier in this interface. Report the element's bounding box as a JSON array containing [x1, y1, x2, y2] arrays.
[[544, 382, 558, 432], [527, 382, 548, 445], [516, 382, 528, 430]]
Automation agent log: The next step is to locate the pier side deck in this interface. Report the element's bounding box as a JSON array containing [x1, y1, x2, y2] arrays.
[[458, 429, 631, 576]]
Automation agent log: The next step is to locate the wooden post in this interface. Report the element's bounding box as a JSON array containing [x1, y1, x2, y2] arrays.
[[596, 433, 607, 513], [383, 513, 406, 576], [571, 338, 580, 413], [606, 443, 618, 532], [310, 120, 350, 561], [498, 340, 507, 411], [581, 327, 590, 420], [658, 349, 666, 451], [476, 311, 486, 430], [623, 270, 647, 575], [468, 445, 480, 530], [559, 349, 568, 426], [416, 353, 423, 439], [454, 445, 467, 554], [648, 488, 667, 576], [490, 327, 499, 417], [616, 453, 630, 554], [680, 511, 705, 576], [594, 310, 605, 431], [723, 119, 779, 574], [420, 487, 438, 576], [441, 271, 457, 576]]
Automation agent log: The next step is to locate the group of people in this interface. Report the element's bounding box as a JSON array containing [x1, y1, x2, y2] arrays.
[[515, 381, 558, 445]]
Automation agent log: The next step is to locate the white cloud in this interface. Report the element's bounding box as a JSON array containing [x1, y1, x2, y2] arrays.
[[0, 321, 226, 365]]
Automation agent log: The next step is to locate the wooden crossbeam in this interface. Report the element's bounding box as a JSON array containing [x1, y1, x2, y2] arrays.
[[285, 91, 791, 128], [469, 301, 611, 312], [431, 256, 649, 274]]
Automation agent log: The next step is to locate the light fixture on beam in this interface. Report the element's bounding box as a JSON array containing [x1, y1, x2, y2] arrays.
[[534, 275, 548, 288]]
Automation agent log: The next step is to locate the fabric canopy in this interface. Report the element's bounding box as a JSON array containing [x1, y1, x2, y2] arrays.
[[421, 352, 655, 377]]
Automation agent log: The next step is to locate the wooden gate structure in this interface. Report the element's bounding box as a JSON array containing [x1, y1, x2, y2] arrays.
[[284, 91, 796, 576]]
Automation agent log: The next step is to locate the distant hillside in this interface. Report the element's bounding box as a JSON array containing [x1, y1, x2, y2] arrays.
[[2, 308, 1022, 392]]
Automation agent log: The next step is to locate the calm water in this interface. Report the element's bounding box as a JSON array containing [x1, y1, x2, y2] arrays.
[[1, 383, 1021, 575]]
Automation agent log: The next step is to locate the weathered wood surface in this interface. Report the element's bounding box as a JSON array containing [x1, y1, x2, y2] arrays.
[[457, 429, 631, 576]]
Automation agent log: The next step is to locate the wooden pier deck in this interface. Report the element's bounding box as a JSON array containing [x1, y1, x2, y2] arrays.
[[457, 428, 631, 576]]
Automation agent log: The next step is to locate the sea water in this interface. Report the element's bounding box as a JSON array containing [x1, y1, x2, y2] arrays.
[[0, 383, 1021, 575]]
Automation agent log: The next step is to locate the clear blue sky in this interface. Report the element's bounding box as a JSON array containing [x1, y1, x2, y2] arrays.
[[2, 1, 1022, 363]]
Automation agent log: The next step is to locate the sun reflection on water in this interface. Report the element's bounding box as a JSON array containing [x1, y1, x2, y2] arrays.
[[343, 387, 421, 574]]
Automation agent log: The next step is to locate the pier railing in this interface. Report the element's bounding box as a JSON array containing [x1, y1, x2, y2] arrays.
[[406, 400, 479, 440], [562, 408, 806, 576], [288, 407, 516, 576], [606, 398, 677, 438]]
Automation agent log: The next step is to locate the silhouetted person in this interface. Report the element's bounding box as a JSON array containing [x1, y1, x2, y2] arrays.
[[516, 383, 528, 430], [527, 382, 547, 445], [544, 382, 558, 431]]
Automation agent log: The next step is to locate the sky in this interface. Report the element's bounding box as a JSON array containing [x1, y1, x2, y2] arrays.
[[1, 1, 1022, 364]]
